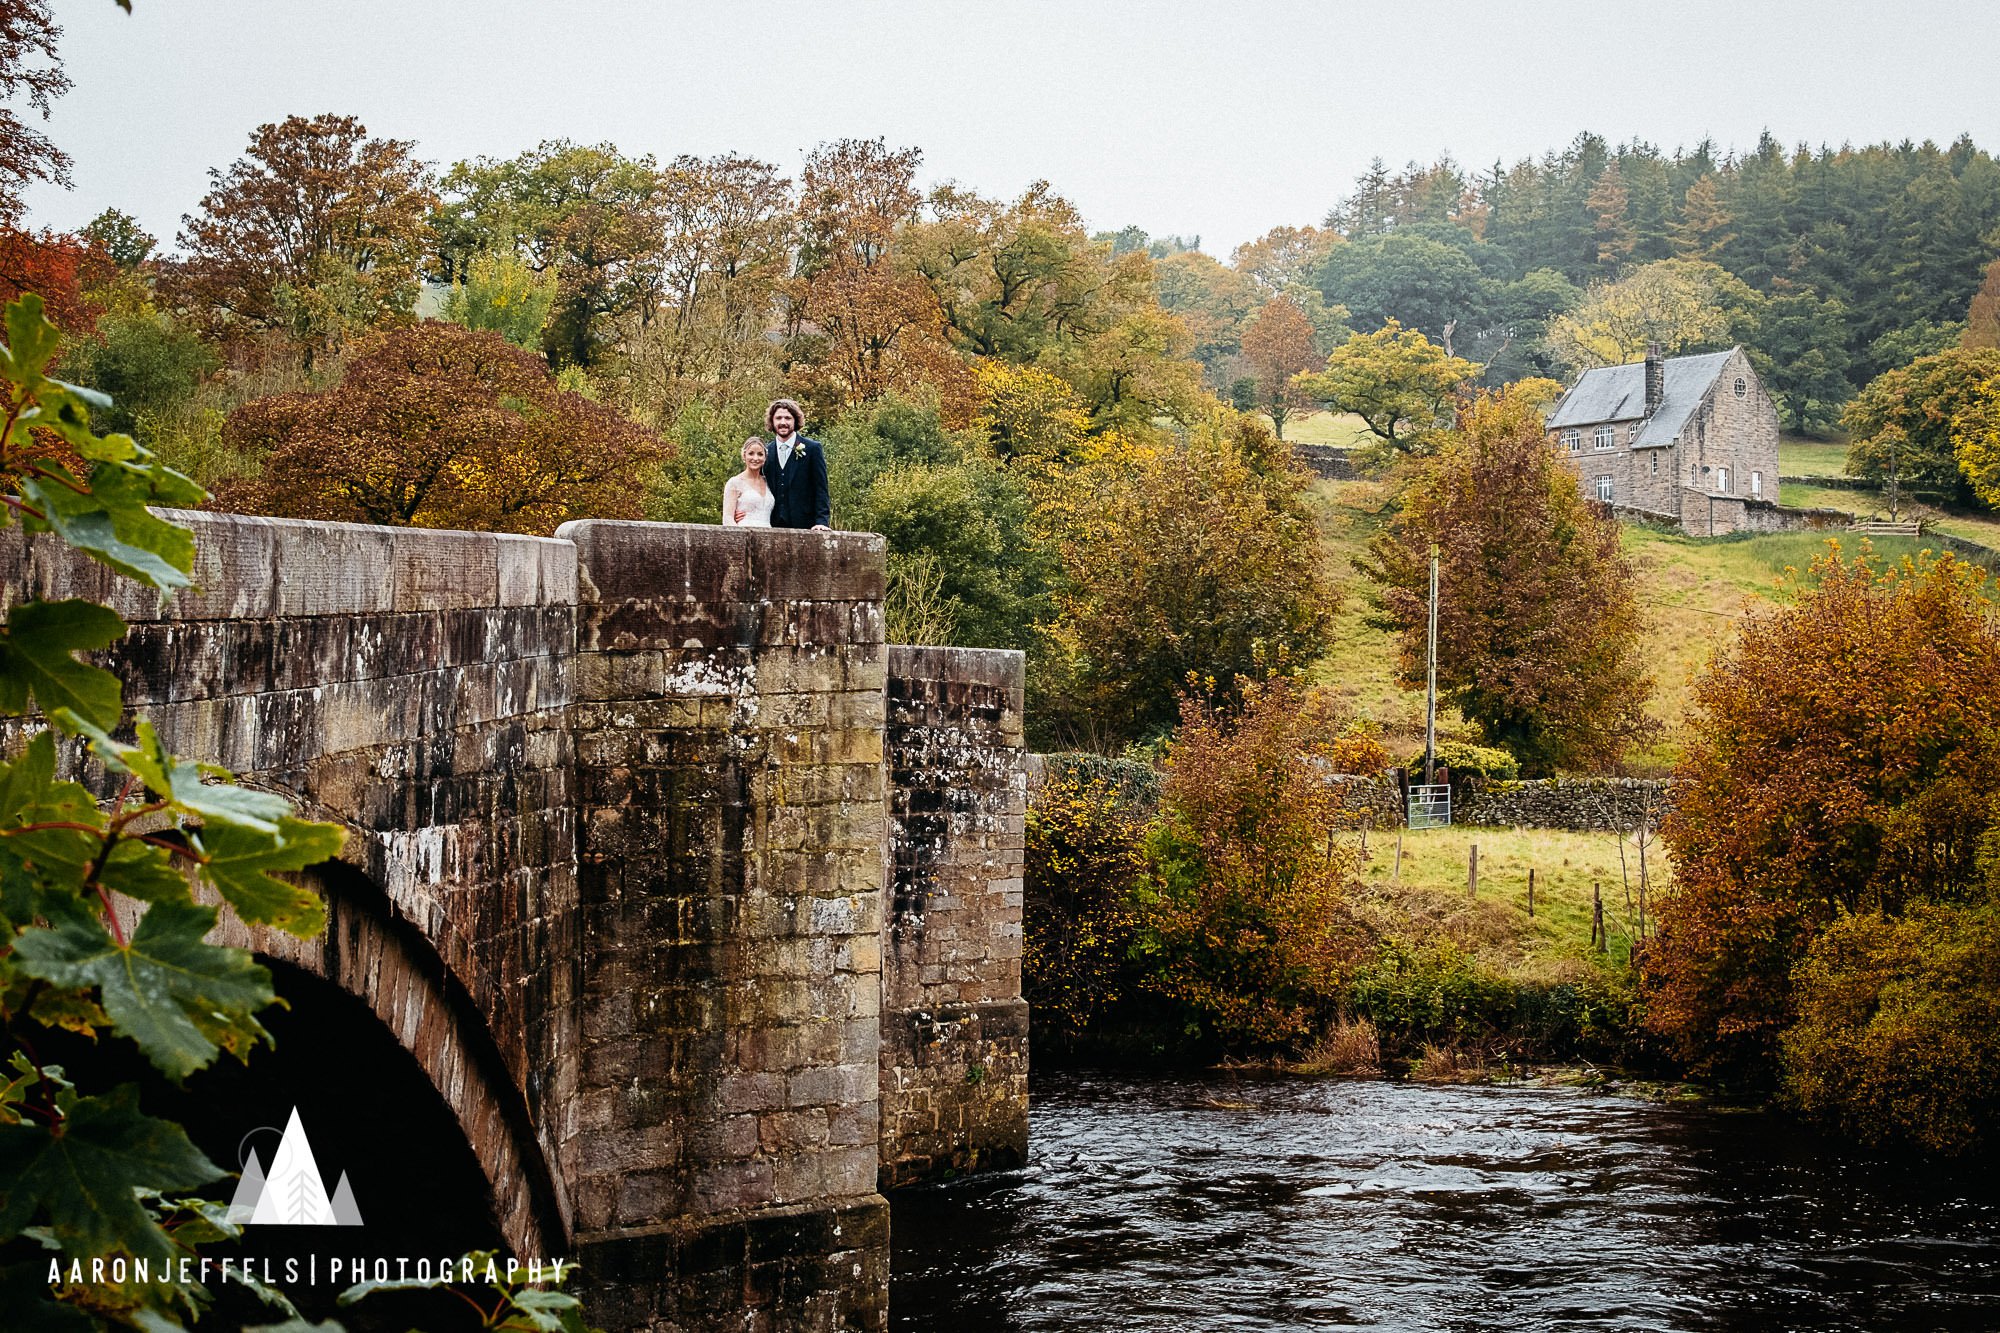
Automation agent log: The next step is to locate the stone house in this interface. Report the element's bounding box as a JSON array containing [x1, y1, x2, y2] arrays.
[[1545, 345, 1780, 536]]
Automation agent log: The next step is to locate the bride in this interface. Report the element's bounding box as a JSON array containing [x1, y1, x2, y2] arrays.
[[721, 437, 775, 527]]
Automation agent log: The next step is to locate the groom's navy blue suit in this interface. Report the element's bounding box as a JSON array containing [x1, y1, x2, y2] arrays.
[[764, 435, 831, 530]]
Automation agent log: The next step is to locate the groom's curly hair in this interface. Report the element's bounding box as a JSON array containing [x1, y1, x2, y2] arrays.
[[765, 398, 805, 434]]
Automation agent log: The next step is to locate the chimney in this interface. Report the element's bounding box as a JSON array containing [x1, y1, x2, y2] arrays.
[[1644, 342, 1664, 415]]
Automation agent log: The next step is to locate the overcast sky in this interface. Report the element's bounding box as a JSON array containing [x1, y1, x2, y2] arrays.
[[24, 0, 2000, 259]]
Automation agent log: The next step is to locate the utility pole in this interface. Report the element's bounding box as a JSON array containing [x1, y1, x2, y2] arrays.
[[1888, 431, 1901, 523], [1424, 545, 1439, 785]]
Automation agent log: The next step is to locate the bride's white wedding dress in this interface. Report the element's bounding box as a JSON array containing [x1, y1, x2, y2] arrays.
[[725, 477, 774, 527]]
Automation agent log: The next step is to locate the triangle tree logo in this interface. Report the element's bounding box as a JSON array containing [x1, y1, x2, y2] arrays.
[[228, 1107, 363, 1227]]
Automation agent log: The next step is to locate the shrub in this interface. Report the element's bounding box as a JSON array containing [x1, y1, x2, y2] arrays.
[[1781, 900, 2000, 1154], [1141, 680, 1367, 1053], [1024, 769, 1152, 1041], [1406, 739, 1519, 782], [1327, 722, 1392, 775]]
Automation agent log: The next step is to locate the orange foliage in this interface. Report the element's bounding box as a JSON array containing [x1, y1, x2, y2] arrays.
[[1144, 680, 1367, 1053], [1648, 547, 2000, 1084], [0, 226, 112, 338], [218, 321, 667, 535]]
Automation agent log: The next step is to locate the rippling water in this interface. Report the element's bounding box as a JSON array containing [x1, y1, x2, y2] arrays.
[[890, 1072, 2000, 1331]]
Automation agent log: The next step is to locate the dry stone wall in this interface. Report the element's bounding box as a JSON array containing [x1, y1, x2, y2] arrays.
[[1456, 777, 1671, 831], [881, 646, 1029, 1189]]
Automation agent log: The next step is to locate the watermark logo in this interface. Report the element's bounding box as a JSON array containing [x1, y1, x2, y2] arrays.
[[228, 1106, 362, 1227]]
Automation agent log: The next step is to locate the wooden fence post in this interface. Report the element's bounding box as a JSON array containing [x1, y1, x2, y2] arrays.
[[1591, 882, 1604, 951], [1527, 868, 1535, 918], [1393, 828, 1403, 884], [1468, 842, 1479, 898]]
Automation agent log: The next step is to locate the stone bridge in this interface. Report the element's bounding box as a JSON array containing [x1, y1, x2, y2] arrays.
[[2, 513, 1029, 1331]]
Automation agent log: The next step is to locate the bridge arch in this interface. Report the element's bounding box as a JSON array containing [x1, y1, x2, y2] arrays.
[[208, 857, 572, 1258]]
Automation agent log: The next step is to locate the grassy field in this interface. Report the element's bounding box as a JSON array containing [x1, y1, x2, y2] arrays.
[[1778, 433, 1851, 476], [1351, 825, 1658, 972], [1275, 410, 1374, 448]]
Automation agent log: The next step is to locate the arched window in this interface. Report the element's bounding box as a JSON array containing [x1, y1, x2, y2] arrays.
[[1561, 429, 1582, 452]]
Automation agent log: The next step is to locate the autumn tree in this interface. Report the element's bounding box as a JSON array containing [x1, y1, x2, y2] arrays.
[[0, 225, 112, 336], [1293, 319, 1474, 462], [1544, 259, 1744, 370], [440, 249, 555, 349], [1963, 257, 2000, 351], [633, 152, 793, 410], [1360, 390, 1654, 774], [1585, 160, 1635, 276], [173, 114, 434, 365], [1145, 680, 1367, 1053], [970, 359, 1089, 470], [0, 0, 70, 225], [785, 137, 969, 418], [1239, 294, 1318, 438], [80, 206, 154, 269], [1035, 419, 1335, 742], [1648, 548, 2000, 1086], [219, 321, 665, 533], [1947, 361, 2000, 507], [433, 140, 664, 369], [1152, 247, 1260, 378], [1668, 174, 1734, 261], [1231, 224, 1339, 296], [1842, 346, 2000, 503]]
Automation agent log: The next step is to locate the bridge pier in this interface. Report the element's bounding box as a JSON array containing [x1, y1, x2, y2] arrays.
[[561, 521, 892, 1331]]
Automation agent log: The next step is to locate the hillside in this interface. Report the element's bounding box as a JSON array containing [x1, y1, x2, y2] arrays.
[[1305, 445, 1990, 773]]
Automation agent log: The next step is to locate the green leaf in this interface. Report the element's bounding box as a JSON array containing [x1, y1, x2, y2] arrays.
[[0, 1260, 96, 1332], [96, 837, 195, 907], [12, 901, 276, 1080], [0, 1084, 221, 1264], [0, 600, 126, 729], [4, 294, 61, 382], [71, 719, 291, 834], [20, 469, 195, 592], [196, 817, 340, 935]]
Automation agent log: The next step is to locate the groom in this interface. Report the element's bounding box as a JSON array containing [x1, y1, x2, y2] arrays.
[[762, 398, 831, 531]]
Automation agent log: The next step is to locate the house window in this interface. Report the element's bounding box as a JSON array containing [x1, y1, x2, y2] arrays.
[[1627, 425, 1640, 444], [1593, 425, 1616, 451], [1651, 454, 1659, 476], [1596, 475, 1614, 503], [1562, 429, 1581, 452], [1734, 377, 1748, 399], [1717, 467, 1730, 494], [1751, 470, 1762, 497]]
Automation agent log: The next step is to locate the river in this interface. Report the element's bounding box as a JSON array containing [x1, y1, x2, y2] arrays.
[[889, 1072, 2000, 1331]]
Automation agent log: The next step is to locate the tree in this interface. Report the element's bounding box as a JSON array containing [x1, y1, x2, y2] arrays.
[[1648, 548, 2000, 1085], [433, 140, 664, 370], [1756, 286, 1852, 434], [1313, 231, 1487, 344], [0, 0, 70, 225], [1842, 346, 2000, 503], [1034, 423, 1335, 743], [1293, 320, 1474, 462], [1231, 224, 1338, 295], [67, 307, 219, 434], [1585, 161, 1635, 276], [1152, 248, 1259, 378], [174, 114, 435, 364], [1947, 363, 2000, 507], [1238, 294, 1318, 438], [79, 207, 154, 269], [0, 225, 112, 337], [1145, 680, 1366, 1053], [1964, 257, 2000, 350], [440, 249, 555, 349], [1024, 765, 1151, 1045], [219, 321, 667, 534], [786, 138, 971, 418], [1543, 259, 1738, 370], [1359, 390, 1655, 775], [970, 359, 1089, 470], [1668, 174, 1734, 261]]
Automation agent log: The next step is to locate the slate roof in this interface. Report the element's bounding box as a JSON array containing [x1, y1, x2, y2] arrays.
[[1546, 348, 1738, 448]]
